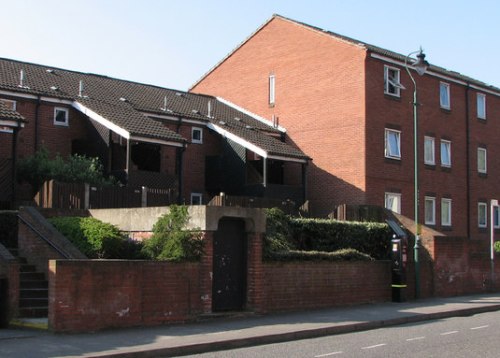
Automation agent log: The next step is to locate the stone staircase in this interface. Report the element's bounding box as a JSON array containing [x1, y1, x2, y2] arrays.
[[18, 258, 48, 318]]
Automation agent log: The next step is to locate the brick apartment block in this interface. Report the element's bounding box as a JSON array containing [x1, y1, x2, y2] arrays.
[[191, 14, 500, 240]]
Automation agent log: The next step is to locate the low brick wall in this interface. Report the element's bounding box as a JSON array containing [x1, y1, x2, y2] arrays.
[[262, 261, 392, 312], [49, 260, 203, 332]]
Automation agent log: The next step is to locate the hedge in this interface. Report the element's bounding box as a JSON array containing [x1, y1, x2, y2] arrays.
[[264, 208, 392, 261]]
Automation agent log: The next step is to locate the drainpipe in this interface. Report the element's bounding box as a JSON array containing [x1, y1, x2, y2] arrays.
[[177, 144, 186, 204], [465, 84, 471, 238], [34, 96, 41, 151], [11, 125, 19, 207]]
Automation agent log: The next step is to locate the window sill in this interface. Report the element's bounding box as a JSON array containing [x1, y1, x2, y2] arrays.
[[384, 157, 402, 164], [384, 93, 401, 101], [441, 226, 453, 232], [440, 166, 452, 173], [54, 122, 69, 127], [424, 163, 436, 170], [478, 172, 488, 178], [440, 107, 451, 114]]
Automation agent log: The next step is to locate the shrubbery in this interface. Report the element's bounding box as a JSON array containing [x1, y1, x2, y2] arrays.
[[264, 208, 392, 261], [141, 205, 203, 261], [49, 216, 140, 259], [17, 147, 113, 191], [495, 241, 500, 254]]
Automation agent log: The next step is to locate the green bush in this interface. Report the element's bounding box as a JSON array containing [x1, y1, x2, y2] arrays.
[[17, 147, 113, 192], [141, 205, 203, 261], [495, 241, 500, 253], [264, 208, 392, 261], [270, 248, 374, 262], [49, 216, 135, 259]]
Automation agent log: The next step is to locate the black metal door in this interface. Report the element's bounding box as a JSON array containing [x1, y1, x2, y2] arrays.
[[212, 218, 246, 312]]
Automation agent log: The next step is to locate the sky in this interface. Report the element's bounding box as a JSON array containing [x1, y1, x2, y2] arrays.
[[1, 0, 499, 91]]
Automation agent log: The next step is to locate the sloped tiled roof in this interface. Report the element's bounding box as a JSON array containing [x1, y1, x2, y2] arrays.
[[0, 57, 308, 161], [0, 100, 25, 123]]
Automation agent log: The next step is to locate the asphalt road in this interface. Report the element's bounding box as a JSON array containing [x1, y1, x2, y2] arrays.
[[184, 310, 500, 357]]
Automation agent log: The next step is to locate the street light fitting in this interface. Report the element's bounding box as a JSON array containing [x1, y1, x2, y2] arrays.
[[413, 48, 429, 76]]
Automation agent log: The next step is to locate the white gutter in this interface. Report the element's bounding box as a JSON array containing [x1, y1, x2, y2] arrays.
[[370, 53, 500, 97], [130, 135, 184, 147], [208, 122, 307, 163], [72, 101, 130, 139]]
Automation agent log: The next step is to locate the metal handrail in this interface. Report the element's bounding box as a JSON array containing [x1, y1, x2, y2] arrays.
[[17, 213, 71, 259]]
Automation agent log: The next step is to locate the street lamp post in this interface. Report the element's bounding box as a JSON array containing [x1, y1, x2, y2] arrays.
[[404, 48, 429, 299]]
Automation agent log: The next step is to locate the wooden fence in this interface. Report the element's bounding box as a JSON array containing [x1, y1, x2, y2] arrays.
[[208, 193, 299, 215], [35, 180, 176, 209]]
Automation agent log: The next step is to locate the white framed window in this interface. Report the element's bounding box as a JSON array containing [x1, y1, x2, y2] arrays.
[[424, 136, 435, 165], [54, 107, 69, 126], [478, 202, 487, 228], [494, 206, 500, 229], [477, 93, 486, 119], [0, 99, 17, 133], [478, 147, 487, 173], [384, 65, 402, 97], [385, 129, 401, 159], [425, 196, 436, 225], [385, 192, 401, 214], [269, 74, 275, 105], [440, 140, 451, 167], [191, 127, 203, 144], [440, 82, 450, 109], [190, 192, 203, 205], [441, 198, 452, 227]]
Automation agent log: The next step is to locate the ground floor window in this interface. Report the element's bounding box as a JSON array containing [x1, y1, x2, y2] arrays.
[[425, 196, 436, 225], [478, 202, 487, 228], [190, 192, 203, 205], [441, 198, 452, 227]]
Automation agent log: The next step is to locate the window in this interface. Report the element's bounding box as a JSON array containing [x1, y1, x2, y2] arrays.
[[478, 147, 487, 173], [0, 99, 17, 133], [440, 140, 451, 167], [424, 136, 435, 165], [425, 196, 436, 225], [478, 202, 487, 228], [440, 82, 450, 109], [494, 206, 500, 229], [191, 127, 203, 144], [190, 193, 203, 205], [269, 74, 275, 105], [54, 107, 69, 126], [385, 129, 401, 159], [477, 93, 486, 119], [441, 198, 452, 227], [385, 192, 401, 214], [384, 66, 402, 97]]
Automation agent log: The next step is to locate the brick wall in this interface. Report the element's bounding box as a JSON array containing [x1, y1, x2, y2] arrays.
[[49, 260, 202, 332], [262, 261, 391, 312], [192, 16, 368, 216]]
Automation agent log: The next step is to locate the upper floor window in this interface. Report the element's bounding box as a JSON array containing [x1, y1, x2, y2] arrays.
[[478, 147, 487, 173], [478, 202, 487, 228], [385, 128, 401, 160], [384, 66, 402, 97], [477, 93, 486, 119], [190, 192, 203, 205], [54, 107, 69, 126], [440, 82, 450, 109], [0, 99, 17, 133], [441, 198, 452, 227], [424, 136, 435, 165], [191, 127, 203, 144], [440, 140, 451, 167], [385, 192, 401, 214], [269, 74, 275, 106], [425, 196, 436, 225]]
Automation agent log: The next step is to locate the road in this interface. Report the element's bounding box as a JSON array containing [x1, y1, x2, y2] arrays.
[[184, 310, 500, 357]]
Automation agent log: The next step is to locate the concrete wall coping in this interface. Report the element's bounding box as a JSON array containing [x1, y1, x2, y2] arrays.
[[89, 206, 267, 233]]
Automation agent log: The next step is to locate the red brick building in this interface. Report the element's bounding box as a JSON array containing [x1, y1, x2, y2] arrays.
[[191, 14, 500, 240], [0, 58, 308, 209]]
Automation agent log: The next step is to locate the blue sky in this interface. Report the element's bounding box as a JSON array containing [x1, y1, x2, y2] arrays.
[[1, 0, 498, 90]]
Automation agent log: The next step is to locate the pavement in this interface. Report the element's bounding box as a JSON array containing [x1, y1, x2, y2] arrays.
[[1, 293, 500, 358]]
